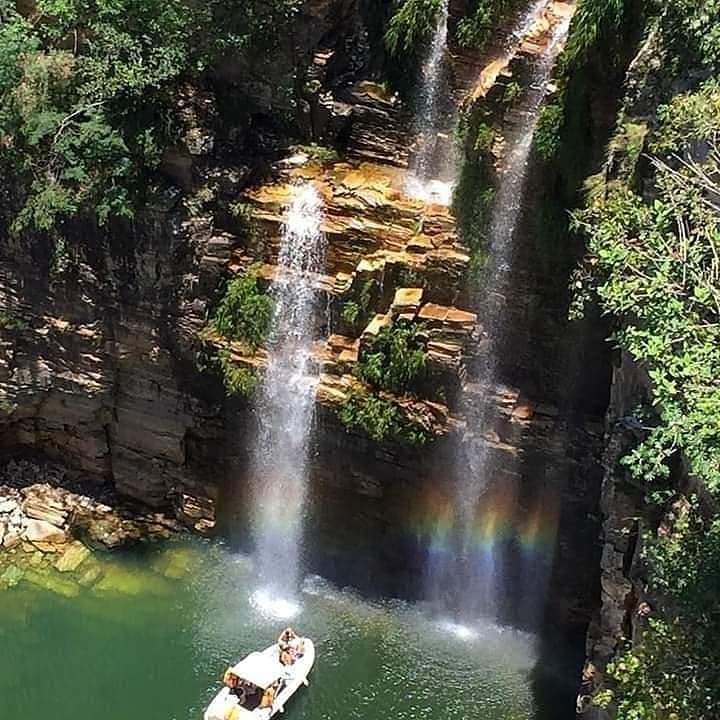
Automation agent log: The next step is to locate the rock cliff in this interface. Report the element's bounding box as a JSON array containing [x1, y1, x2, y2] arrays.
[[0, 0, 609, 651]]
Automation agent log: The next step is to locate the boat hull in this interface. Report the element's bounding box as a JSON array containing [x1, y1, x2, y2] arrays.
[[204, 639, 315, 720]]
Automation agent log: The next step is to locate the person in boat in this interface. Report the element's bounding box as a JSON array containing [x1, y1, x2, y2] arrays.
[[278, 627, 305, 665], [223, 669, 240, 692], [260, 680, 279, 709], [279, 648, 293, 666], [223, 671, 247, 699], [277, 627, 297, 651]]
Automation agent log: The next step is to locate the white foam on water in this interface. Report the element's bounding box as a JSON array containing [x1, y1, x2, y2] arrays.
[[250, 587, 302, 621], [436, 619, 480, 641]]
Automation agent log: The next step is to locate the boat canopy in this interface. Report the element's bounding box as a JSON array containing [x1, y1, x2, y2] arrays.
[[230, 652, 282, 690]]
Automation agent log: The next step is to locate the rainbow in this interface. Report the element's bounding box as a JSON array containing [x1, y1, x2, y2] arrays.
[[410, 479, 560, 561]]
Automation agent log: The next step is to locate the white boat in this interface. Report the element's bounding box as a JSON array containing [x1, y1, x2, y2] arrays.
[[204, 638, 315, 720]]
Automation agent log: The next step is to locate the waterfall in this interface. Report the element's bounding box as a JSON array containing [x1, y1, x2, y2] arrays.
[[248, 184, 326, 615], [405, 0, 454, 204], [424, 6, 573, 626]]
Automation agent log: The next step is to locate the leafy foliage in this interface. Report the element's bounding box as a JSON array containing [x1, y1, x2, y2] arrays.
[[456, 0, 522, 50], [355, 321, 427, 394], [563, 0, 626, 66], [216, 351, 258, 397], [601, 509, 720, 720], [534, 103, 564, 161], [0, 311, 28, 331], [576, 82, 720, 720], [337, 321, 434, 445], [210, 268, 274, 350], [385, 0, 442, 56], [653, 81, 720, 155], [339, 278, 378, 333], [0, 0, 302, 234], [338, 391, 432, 446], [341, 301, 361, 326], [473, 122, 496, 154], [657, 0, 720, 72], [574, 86, 720, 493]]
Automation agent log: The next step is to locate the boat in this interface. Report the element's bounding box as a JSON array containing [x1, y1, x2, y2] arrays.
[[204, 637, 315, 720]]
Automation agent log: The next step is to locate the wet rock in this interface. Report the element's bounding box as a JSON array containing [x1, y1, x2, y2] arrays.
[[55, 542, 91, 573], [82, 516, 142, 550], [24, 519, 67, 544], [94, 564, 171, 596], [23, 568, 80, 598], [1, 564, 24, 588]]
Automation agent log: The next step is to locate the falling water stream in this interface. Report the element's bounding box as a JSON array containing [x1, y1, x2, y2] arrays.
[[249, 184, 326, 615], [405, 0, 454, 204], [424, 4, 574, 626]]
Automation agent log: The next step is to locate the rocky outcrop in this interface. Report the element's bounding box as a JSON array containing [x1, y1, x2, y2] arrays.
[[0, 459, 185, 554]]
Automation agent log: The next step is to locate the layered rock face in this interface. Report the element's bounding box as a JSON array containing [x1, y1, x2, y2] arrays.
[[0, 0, 609, 644]]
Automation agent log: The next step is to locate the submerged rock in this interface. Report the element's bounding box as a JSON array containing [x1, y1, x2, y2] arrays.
[[55, 542, 91, 573], [0, 564, 24, 588], [94, 564, 172, 596], [77, 564, 104, 588], [23, 568, 80, 598], [150, 544, 202, 580]]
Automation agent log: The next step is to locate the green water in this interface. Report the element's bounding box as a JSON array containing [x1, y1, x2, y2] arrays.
[[0, 539, 538, 719]]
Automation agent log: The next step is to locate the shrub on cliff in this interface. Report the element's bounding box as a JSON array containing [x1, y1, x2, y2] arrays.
[[658, 0, 720, 72], [455, 0, 524, 50], [599, 508, 720, 719], [337, 320, 435, 445], [216, 351, 258, 398], [385, 0, 443, 56], [573, 83, 720, 494], [355, 321, 427, 395], [338, 390, 433, 446], [210, 268, 274, 350]]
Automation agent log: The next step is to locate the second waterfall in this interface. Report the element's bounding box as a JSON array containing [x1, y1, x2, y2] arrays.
[[249, 184, 326, 613]]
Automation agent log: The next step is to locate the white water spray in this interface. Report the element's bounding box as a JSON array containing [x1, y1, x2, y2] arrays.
[[425, 4, 573, 625], [406, 0, 455, 203], [249, 184, 326, 609]]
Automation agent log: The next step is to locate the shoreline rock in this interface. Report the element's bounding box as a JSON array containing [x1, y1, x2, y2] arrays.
[[0, 458, 187, 556]]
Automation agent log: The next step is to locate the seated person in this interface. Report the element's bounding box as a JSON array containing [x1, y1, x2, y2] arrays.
[[279, 647, 295, 666], [223, 670, 240, 691], [260, 682, 278, 709], [278, 627, 304, 661], [277, 627, 298, 651]]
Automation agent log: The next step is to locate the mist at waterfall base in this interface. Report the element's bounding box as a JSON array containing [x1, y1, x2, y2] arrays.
[[421, 10, 574, 629], [247, 184, 326, 615]]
